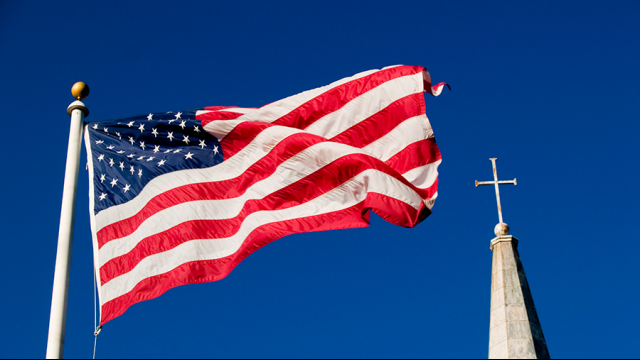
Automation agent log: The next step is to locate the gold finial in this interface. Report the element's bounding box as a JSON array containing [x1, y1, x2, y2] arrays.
[[71, 82, 90, 101]]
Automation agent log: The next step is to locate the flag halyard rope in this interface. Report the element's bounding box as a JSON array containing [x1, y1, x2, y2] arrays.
[[93, 267, 101, 359]]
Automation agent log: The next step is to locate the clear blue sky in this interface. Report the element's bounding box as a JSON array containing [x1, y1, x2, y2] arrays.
[[1, 1, 639, 358]]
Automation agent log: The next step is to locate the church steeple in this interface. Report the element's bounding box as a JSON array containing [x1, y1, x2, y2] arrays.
[[477, 159, 550, 359]]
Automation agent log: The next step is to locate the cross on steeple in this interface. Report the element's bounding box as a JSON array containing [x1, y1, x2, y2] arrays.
[[476, 158, 550, 359], [476, 158, 516, 224]]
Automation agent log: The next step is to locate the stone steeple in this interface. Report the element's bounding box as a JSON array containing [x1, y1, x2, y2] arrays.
[[488, 224, 549, 358], [476, 158, 550, 358]]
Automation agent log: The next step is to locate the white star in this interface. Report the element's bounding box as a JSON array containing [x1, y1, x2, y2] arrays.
[[157, 159, 166, 167], [99, 193, 107, 201], [179, 120, 187, 130], [168, 119, 176, 124], [123, 184, 131, 193], [103, 128, 108, 133], [109, 158, 114, 167], [138, 124, 145, 133], [213, 145, 219, 155], [147, 113, 153, 121], [182, 135, 190, 145], [138, 169, 143, 178], [173, 149, 181, 154], [153, 145, 160, 153], [95, 140, 104, 145], [146, 156, 155, 162], [117, 150, 125, 154], [100, 174, 106, 183], [107, 145, 115, 150], [110, 178, 118, 187], [127, 121, 135, 127], [199, 140, 206, 149], [175, 112, 182, 120], [152, 128, 159, 137], [115, 132, 122, 139], [185, 152, 194, 160], [139, 141, 146, 150], [93, 124, 99, 129], [127, 154, 135, 158], [97, 154, 105, 161], [119, 162, 125, 171], [130, 165, 135, 175], [167, 132, 175, 141], [129, 136, 135, 145], [164, 149, 172, 153], [194, 125, 201, 133], [137, 156, 145, 160]]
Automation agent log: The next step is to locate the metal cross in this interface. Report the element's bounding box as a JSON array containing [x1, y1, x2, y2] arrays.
[[475, 158, 517, 224]]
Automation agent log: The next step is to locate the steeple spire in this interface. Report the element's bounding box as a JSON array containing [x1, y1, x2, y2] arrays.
[[476, 158, 550, 359]]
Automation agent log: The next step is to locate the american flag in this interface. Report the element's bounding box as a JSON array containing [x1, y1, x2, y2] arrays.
[[87, 65, 448, 325]]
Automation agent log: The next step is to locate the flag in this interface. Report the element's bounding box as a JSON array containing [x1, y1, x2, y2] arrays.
[[86, 65, 448, 325]]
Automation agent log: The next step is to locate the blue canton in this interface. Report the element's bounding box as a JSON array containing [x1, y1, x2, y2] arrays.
[[87, 110, 224, 214]]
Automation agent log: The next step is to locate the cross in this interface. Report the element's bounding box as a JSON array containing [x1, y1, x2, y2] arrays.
[[475, 158, 517, 224]]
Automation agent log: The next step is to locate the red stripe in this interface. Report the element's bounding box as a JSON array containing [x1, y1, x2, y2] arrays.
[[384, 138, 441, 175], [421, 69, 450, 96], [204, 106, 241, 111], [431, 82, 450, 93], [97, 131, 440, 249], [269, 66, 423, 130], [218, 122, 272, 158], [199, 66, 425, 155], [328, 93, 425, 148], [99, 154, 437, 284], [366, 192, 430, 227], [198, 110, 245, 124], [98, 131, 440, 248], [100, 196, 429, 325], [97, 132, 327, 247], [215, 92, 425, 159], [218, 90, 423, 157]]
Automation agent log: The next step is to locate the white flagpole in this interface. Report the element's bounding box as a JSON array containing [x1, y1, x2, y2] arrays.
[[46, 83, 90, 359]]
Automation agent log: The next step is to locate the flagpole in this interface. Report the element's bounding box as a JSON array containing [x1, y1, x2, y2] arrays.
[[46, 83, 89, 359]]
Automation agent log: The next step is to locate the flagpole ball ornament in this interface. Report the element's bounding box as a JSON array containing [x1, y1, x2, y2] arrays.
[[494, 222, 510, 236], [67, 82, 89, 117], [71, 81, 89, 100]]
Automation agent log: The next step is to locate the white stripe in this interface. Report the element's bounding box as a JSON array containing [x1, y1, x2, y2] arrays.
[[201, 66, 407, 140], [362, 115, 431, 162], [430, 83, 447, 97], [99, 141, 371, 264], [238, 67, 399, 123], [202, 118, 242, 140], [97, 111, 432, 230], [402, 159, 441, 189], [94, 125, 303, 230], [202, 73, 424, 144], [303, 73, 423, 139], [424, 191, 438, 210], [98, 138, 440, 265], [100, 169, 424, 304]]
